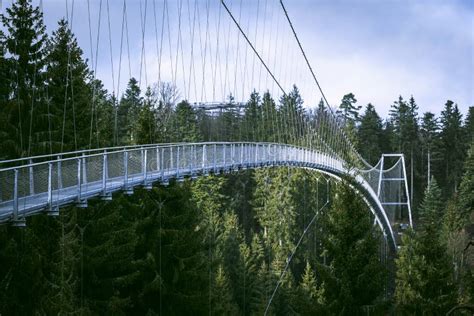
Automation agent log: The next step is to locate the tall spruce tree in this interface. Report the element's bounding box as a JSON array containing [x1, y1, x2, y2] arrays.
[[319, 181, 385, 314], [389, 95, 420, 205], [279, 85, 304, 144], [466, 106, 474, 143], [396, 179, 456, 313], [173, 100, 201, 142], [0, 27, 16, 159], [437, 100, 466, 195], [47, 19, 92, 152], [357, 103, 384, 165], [458, 142, 474, 224], [117, 78, 142, 145], [242, 90, 261, 141], [295, 261, 324, 315], [2, 0, 48, 157], [211, 265, 239, 315], [420, 112, 439, 188], [135, 86, 157, 144]]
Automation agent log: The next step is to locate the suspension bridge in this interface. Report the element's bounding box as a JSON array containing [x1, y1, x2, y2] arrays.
[[0, 0, 412, 258]]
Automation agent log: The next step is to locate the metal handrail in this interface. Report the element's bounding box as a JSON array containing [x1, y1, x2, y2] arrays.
[[0, 141, 408, 252]]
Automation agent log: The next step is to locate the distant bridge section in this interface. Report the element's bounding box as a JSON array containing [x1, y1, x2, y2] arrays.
[[191, 101, 247, 112]]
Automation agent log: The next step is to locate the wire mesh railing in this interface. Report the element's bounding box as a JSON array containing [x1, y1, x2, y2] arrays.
[[0, 141, 411, 251]]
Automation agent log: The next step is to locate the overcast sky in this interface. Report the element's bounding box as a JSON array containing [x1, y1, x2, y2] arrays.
[[2, 0, 473, 118]]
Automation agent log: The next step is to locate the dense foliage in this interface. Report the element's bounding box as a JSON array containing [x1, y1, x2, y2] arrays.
[[0, 1, 472, 314]]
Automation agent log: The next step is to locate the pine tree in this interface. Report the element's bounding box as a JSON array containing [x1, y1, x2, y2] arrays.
[[91, 78, 115, 148], [46, 19, 93, 152], [418, 177, 444, 229], [465, 106, 474, 143], [83, 197, 141, 314], [43, 210, 80, 314], [135, 86, 158, 144], [211, 265, 239, 315], [420, 112, 439, 188], [117, 78, 142, 145], [296, 261, 324, 315], [357, 103, 384, 165], [173, 99, 201, 142], [0, 27, 17, 159], [220, 212, 245, 313], [389, 95, 420, 205], [253, 168, 297, 256], [320, 181, 385, 313], [395, 229, 426, 314], [437, 100, 466, 195], [458, 142, 474, 223], [261, 91, 278, 142], [337, 92, 361, 124], [242, 90, 261, 141], [396, 180, 456, 313], [279, 85, 304, 144], [2, 0, 48, 157]]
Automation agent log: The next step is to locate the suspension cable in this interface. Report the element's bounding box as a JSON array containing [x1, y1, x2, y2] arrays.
[[221, 0, 286, 97], [264, 181, 330, 315], [279, 0, 332, 112]]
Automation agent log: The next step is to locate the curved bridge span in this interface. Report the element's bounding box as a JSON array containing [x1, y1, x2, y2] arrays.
[[0, 142, 411, 252]]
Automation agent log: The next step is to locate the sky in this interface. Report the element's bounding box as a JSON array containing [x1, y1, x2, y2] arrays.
[[1, 0, 473, 118]]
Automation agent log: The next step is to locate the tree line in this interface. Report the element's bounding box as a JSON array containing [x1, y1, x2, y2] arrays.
[[0, 1, 473, 314]]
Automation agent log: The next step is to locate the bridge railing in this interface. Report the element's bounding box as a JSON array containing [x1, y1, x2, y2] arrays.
[[1, 142, 341, 224]]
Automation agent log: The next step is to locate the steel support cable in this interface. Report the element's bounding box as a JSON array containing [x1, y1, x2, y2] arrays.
[[222, 0, 232, 101], [13, 38, 23, 155], [250, 0, 260, 95], [204, 0, 214, 103], [124, 1, 132, 80], [164, 0, 175, 86], [258, 0, 268, 94], [69, 0, 78, 150], [241, 2, 252, 102], [87, 0, 94, 70], [278, 0, 331, 113], [139, 0, 149, 90], [88, 0, 102, 148], [60, 0, 70, 152], [195, 0, 204, 100], [212, 1, 222, 101], [156, 0, 166, 90], [41, 3, 51, 155], [232, 0, 243, 102], [233, 0, 244, 142], [270, 0, 280, 99], [279, 0, 364, 167], [268, 1, 281, 144], [212, 1, 223, 101], [264, 183, 330, 316], [115, 0, 127, 146], [264, 0, 275, 96], [200, 0, 211, 101], [106, 0, 117, 148], [221, 0, 287, 98], [152, 0, 161, 87], [45, 86, 52, 154], [187, 0, 197, 101], [27, 20, 41, 155], [178, 0, 188, 99]]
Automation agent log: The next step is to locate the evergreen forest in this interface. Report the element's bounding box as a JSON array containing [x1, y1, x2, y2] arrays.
[[0, 1, 473, 315]]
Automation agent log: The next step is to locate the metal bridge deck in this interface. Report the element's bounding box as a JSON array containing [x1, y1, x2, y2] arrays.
[[0, 142, 411, 252]]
